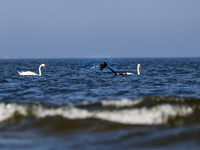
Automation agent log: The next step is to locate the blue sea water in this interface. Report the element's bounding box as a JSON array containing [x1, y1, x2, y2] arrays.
[[0, 58, 200, 149]]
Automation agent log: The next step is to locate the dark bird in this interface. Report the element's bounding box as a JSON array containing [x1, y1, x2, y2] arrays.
[[91, 59, 118, 75]]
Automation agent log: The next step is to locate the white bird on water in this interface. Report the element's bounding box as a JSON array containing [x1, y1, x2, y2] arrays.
[[17, 64, 46, 76], [116, 64, 141, 75]]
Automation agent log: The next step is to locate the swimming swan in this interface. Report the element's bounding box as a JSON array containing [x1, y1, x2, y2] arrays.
[[116, 64, 141, 75], [18, 64, 46, 76]]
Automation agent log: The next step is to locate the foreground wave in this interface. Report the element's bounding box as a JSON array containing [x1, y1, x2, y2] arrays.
[[1, 96, 200, 126]]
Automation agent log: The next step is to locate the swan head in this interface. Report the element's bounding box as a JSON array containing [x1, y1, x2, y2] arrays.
[[41, 64, 46, 69], [138, 64, 141, 68]]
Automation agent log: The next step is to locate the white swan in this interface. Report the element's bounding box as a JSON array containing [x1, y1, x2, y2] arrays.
[[137, 64, 141, 75], [18, 64, 46, 76], [121, 64, 141, 75]]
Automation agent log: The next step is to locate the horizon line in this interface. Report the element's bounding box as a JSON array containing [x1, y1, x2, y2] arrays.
[[1, 56, 200, 60]]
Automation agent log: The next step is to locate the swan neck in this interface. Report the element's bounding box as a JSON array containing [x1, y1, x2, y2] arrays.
[[137, 65, 140, 75], [39, 65, 42, 76]]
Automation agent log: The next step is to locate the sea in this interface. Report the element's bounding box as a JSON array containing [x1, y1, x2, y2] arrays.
[[0, 58, 200, 150]]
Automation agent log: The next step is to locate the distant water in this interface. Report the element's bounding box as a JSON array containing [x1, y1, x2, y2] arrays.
[[0, 58, 200, 149]]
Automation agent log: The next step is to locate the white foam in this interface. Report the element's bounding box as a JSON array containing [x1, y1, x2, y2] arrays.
[[93, 104, 192, 124], [0, 103, 27, 122], [0, 103, 193, 125], [34, 106, 90, 119], [101, 98, 142, 108]]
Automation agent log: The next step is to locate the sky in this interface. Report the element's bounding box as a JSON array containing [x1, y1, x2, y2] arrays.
[[0, 0, 200, 58]]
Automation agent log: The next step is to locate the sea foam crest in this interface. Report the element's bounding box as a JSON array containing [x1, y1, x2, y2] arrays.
[[0, 103, 27, 122], [101, 98, 142, 107], [0, 103, 193, 125]]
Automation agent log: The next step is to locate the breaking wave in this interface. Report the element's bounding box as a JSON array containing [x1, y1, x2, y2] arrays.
[[1, 96, 200, 126]]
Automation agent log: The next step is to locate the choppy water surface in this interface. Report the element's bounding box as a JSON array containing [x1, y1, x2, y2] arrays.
[[0, 58, 200, 149]]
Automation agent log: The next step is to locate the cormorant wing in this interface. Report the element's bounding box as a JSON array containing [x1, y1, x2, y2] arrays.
[[106, 66, 118, 75]]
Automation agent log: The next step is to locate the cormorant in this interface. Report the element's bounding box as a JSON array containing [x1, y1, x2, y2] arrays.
[[91, 60, 141, 76], [91, 59, 118, 75]]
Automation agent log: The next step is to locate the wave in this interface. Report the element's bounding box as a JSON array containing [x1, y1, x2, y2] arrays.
[[1, 96, 200, 125]]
